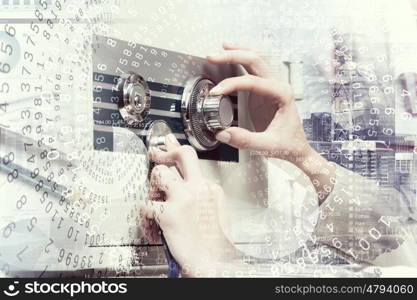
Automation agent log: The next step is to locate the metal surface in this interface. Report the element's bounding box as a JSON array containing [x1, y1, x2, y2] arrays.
[[181, 76, 234, 151], [203, 94, 234, 131], [92, 34, 239, 162], [145, 120, 172, 152]]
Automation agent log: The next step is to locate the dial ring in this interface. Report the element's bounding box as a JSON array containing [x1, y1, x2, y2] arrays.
[[117, 72, 151, 127]]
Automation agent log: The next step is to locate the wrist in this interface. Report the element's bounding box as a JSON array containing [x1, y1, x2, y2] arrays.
[[282, 144, 317, 170], [290, 145, 336, 205]]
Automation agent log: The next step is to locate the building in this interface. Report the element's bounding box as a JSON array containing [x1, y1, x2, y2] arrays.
[[302, 113, 333, 142]]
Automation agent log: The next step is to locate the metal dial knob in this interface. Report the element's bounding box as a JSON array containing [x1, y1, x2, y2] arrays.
[[203, 95, 234, 132], [181, 76, 235, 151], [117, 72, 151, 126], [145, 120, 172, 152]]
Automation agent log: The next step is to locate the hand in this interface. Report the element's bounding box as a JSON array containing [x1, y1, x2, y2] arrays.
[[207, 42, 311, 163], [139, 134, 236, 277], [207, 43, 336, 204]]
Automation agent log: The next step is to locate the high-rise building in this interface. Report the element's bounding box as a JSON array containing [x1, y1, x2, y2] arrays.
[[311, 112, 332, 142], [302, 118, 313, 141]]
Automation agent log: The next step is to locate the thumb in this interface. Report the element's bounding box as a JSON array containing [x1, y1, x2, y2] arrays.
[[215, 127, 269, 151]]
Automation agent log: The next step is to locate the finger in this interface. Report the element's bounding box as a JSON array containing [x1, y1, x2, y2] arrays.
[[209, 75, 292, 106], [207, 50, 269, 77], [150, 165, 182, 197], [151, 145, 202, 182], [149, 182, 165, 202], [150, 148, 191, 185], [149, 134, 186, 180], [165, 133, 181, 151], [207, 49, 256, 65], [215, 127, 273, 151], [140, 202, 167, 228], [163, 135, 186, 180], [139, 210, 161, 243], [222, 42, 251, 51], [148, 134, 182, 165], [169, 165, 182, 181], [149, 147, 175, 166]]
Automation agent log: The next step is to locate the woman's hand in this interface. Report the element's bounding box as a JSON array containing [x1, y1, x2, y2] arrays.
[[208, 43, 336, 204], [139, 134, 236, 277], [207, 42, 311, 162]]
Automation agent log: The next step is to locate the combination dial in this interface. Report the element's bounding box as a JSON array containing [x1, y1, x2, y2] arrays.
[[116, 72, 151, 126], [181, 76, 234, 151]]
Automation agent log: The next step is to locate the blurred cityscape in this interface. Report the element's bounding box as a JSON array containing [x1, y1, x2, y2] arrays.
[[302, 31, 417, 220]]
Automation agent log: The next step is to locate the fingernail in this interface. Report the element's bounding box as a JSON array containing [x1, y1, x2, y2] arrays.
[[166, 133, 177, 144], [209, 85, 223, 95], [215, 130, 231, 143]]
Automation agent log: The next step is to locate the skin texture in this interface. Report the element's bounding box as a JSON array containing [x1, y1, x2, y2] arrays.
[[140, 43, 336, 277], [140, 136, 237, 277]]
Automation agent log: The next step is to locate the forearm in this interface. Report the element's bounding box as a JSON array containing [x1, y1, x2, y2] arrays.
[[292, 146, 336, 205]]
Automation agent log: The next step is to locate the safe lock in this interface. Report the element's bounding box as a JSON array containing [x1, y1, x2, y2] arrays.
[[181, 76, 234, 151], [95, 35, 303, 157], [116, 72, 151, 126], [117, 73, 234, 151]]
